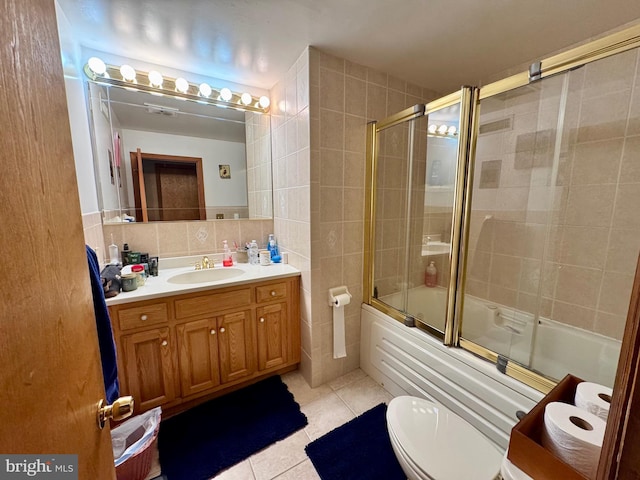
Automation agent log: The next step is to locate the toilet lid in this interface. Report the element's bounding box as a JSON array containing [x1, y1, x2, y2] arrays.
[[387, 396, 502, 480]]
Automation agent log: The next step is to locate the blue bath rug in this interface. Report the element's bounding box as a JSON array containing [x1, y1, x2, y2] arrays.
[[305, 403, 405, 480], [158, 375, 307, 480]]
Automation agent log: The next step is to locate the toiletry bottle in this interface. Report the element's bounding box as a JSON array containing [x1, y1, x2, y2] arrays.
[[121, 243, 130, 266], [222, 240, 233, 267], [268, 234, 280, 261], [109, 234, 119, 265], [249, 240, 259, 265], [425, 261, 437, 288]]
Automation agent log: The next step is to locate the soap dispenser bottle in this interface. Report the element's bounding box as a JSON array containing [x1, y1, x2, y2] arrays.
[[425, 261, 437, 288], [222, 240, 233, 267]]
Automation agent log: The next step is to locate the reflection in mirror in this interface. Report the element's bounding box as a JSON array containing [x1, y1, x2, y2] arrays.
[[87, 82, 273, 223]]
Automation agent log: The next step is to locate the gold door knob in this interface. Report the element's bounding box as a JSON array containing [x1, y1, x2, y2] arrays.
[[260, 317, 265, 323], [271, 291, 276, 296], [97, 396, 134, 429], [210, 329, 216, 335], [220, 327, 225, 333], [161, 340, 168, 347]]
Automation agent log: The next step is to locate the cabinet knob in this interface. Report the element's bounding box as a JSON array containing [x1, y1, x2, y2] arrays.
[[271, 291, 276, 296], [210, 329, 216, 335], [140, 314, 148, 321], [219, 327, 225, 333], [260, 317, 265, 323], [161, 340, 168, 347]]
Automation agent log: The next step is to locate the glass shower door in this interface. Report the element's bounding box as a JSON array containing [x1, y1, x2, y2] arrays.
[[370, 97, 465, 337], [460, 47, 640, 387]]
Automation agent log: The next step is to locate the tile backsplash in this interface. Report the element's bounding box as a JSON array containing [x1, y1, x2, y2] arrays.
[[102, 219, 274, 263]]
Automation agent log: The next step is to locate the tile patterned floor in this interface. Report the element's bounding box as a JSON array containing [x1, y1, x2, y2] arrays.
[[212, 368, 394, 480]]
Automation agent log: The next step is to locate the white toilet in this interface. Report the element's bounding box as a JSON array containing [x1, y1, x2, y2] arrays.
[[500, 451, 533, 480], [386, 396, 504, 480]]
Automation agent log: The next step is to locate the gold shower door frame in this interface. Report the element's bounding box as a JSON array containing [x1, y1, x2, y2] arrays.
[[364, 88, 477, 343], [364, 23, 640, 394]]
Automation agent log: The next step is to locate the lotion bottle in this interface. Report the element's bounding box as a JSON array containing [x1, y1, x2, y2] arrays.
[[425, 261, 437, 287]]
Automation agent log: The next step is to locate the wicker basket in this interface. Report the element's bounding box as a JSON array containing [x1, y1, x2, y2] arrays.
[[115, 435, 158, 480]]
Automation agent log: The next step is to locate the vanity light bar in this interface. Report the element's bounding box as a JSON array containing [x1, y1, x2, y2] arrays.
[[427, 124, 458, 138], [84, 58, 270, 113]]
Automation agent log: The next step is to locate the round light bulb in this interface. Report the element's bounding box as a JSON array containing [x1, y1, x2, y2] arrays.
[[240, 93, 252, 105], [259, 96, 270, 108], [428, 124, 437, 134], [199, 83, 212, 97], [88, 57, 106, 76], [175, 77, 189, 94], [120, 64, 136, 82], [148, 70, 163, 87], [437, 125, 448, 135], [219, 88, 232, 101], [447, 125, 457, 135]]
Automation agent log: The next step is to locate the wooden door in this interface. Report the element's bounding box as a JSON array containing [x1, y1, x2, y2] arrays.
[[218, 310, 256, 383], [156, 163, 201, 221], [177, 319, 221, 397], [130, 149, 149, 222], [122, 328, 176, 412], [0, 1, 116, 477], [257, 303, 289, 370]]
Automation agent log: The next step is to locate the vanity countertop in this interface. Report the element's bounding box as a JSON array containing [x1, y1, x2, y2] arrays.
[[105, 262, 301, 306]]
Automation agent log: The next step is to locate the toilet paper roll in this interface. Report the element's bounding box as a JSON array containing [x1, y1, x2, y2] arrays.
[[541, 402, 606, 479], [333, 293, 351, 308], [332, 293, 350, 359], [575, 382, 613, 421]]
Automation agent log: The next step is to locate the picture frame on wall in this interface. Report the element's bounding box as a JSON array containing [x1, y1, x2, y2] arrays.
[[219, 164, 231, 179]]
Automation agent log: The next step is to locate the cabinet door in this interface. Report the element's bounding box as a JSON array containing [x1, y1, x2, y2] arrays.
[[121, 327, 176, 412], [218, 310, 256, 383], [177, 318, 220, 397], [257, 302, 288, 370]]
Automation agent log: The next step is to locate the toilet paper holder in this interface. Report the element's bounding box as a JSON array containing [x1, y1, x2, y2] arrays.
[[329, 286, 352, 306]]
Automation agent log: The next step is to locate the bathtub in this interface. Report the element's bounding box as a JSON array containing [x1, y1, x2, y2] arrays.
[[365, 287, 621, 447], [379, 285, 620, 387]]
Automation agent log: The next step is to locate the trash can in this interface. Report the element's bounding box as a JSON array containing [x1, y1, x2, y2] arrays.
[[111, 407, 161, 480]]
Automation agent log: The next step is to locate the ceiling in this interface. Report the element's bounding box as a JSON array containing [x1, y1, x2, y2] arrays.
[[57, 0, 640, 95], [104, 86, 247, 142]]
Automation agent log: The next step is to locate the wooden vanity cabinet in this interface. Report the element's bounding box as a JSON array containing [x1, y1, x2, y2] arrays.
[[109, 276, 300, 415], [121, 327, 177, 412]]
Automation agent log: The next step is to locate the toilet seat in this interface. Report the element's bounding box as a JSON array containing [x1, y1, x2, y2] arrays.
[[386, 396, 502, 480], [500, 451, 533, 480], [388, 426, 433, 480]]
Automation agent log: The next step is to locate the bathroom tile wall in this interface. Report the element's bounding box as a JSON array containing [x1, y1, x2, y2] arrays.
[[102, 219, 273, 262], [270, 46, 440, 386], [269, 48, 313, 383], [467, 48, 640, 341], [245, 111, 274, 219], [83, 212, 106, 264], [307, 47, 439, 385]]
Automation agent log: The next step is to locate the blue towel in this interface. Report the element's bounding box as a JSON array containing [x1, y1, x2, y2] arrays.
[[86, 245, 120, 404]]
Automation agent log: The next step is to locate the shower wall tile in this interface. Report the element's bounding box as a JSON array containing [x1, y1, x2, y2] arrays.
[[466, 49, 640, 346], [620, 135, 640, 182]]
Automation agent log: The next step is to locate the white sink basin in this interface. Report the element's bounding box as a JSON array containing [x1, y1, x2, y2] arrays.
[[422, 242, 451, 256], [168, 268, 244, 285]]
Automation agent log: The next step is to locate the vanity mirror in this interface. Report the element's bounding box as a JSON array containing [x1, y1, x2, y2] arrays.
[[86, 74, 273, 223]]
